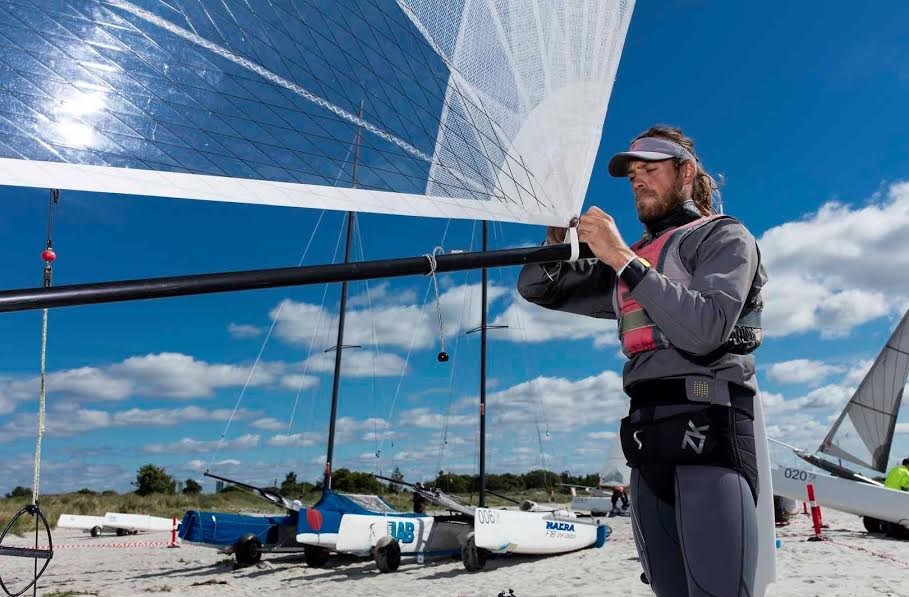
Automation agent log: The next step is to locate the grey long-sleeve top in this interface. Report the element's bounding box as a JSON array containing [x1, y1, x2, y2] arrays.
[[517, 216, 767, 397]]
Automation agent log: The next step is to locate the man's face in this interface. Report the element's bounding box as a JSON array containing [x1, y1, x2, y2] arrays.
[[627, 159, 686, 223]]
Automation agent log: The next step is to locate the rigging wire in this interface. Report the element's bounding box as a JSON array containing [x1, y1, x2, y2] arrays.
[[435, 220, 478, 478], [210, 138, 358, 482], [373, 218, 453, 460]]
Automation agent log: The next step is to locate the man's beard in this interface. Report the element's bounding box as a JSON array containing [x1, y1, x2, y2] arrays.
[[635, 176, 686, 224]]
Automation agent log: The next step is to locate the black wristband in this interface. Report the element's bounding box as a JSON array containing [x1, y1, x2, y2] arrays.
[[619, 257, 649, 290]]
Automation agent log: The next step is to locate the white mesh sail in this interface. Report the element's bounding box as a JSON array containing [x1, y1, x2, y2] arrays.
[[0, 0, 634, 226], [819, 309, 909, 473]]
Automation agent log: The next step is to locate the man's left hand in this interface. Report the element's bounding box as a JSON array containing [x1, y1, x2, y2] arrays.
[[576, 206, 635, 271]]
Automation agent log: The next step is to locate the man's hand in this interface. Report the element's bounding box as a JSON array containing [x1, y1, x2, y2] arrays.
[[577, 206, 636, 271]]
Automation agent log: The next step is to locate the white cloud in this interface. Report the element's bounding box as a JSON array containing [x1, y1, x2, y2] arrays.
[[143, 434, 259, 454], [896, 423, 909, 435], [398, 407, 475, 429], [228, 323, 265, 338], [301, 351, 406, 378], [112, 353, 278, 399], [586, 431, 617, 441], [266, 432, 323, 448], [0, 353, 280, 410], [280, 373, 320, 391], [842, 359, 875, 386], [766, 359, 846, 386], [759, 182, 909, 337], [271, 283, 509, 351], [491, 292, 618, 347], [250, 417, 287, 431], [487, 370, 627, 432], [0, 405, 256, 442], [348, 282, 418, 308]]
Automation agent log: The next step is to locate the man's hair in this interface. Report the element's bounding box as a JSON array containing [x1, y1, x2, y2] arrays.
[[632, 125, 721, 216]]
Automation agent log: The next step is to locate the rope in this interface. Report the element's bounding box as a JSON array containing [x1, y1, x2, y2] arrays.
[[424, 246, 448, 361], [32, 309, 48, 503], [1, 190, 58, 597], [825, 536, 909, 568]]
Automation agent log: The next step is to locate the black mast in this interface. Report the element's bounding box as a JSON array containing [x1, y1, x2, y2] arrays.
[[479, 221, 488, 507], [323, 102, 363, 492]]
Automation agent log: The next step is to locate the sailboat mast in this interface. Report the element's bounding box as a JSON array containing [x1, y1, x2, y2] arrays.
[[479, 221, 488, 507], [323, 104, 363, 492]]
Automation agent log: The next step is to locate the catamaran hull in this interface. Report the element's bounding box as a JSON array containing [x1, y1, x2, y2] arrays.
[[771, 465, 909, 528], [335, 514, 471, 557], [102, 512, 175, 533], [472, 508, 606, 555], [570, 496, 614, 515], [180, 510, 303, 552]]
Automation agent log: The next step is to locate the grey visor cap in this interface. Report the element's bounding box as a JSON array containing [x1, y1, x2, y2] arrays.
[[608, 137, 696, 177]]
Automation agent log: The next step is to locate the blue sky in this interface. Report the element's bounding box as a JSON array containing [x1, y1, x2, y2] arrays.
[[2, 1, 909, 494]]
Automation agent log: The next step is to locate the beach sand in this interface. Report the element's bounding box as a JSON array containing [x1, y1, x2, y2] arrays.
[[3, 507, 907, 596]]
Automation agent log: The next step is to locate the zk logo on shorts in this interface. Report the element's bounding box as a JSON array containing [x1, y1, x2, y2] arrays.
[[681, 420, 709, 454]]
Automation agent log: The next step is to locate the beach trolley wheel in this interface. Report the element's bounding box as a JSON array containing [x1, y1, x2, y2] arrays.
[[90, 526, 102, 538], [0, 504, 54, 597], [234, 534, 262, 567], [461, 532, 488, 572], [373, 536, 401, 573], [884, 522, 909, 540], [862, 516, 883, 534], [116, 528, 127, 537], [304, 545, 331, 568]]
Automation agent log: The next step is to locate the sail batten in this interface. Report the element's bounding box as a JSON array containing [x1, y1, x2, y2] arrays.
[[818, 308, 909, 473], [0, 0, 635, 227]]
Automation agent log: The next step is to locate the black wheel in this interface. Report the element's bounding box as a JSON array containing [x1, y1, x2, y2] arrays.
[[304, 545, 331, 568], [461, 533, 488, 572], [90, 526, 102, 538], [234, 535, 262, 567], [863, 516, 883, 534], [116, 528, 127, 537], [641, 572, 650, 585], [374, 536, 401, 573], [884, 522, 909, 540]]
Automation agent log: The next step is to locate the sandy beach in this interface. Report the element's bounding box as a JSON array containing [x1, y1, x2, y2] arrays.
[[2, 507, 906, 596]]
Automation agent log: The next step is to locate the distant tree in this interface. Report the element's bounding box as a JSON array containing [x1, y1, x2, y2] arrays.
[[431, 471, 471, 493], [521, 469, 560, 490], [182, 479, 203, 495], [135, 464, 175, 496], [280, 471, 301, 496], [5, 486, 32, 499], [331, 468, 382, 493], [389, 467, 405, 493], [101, 490, 118, 497], [76, 488, 97, 495]]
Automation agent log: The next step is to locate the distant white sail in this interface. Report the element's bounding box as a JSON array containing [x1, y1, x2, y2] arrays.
[[600, 438, 631, 486], [0, 0, 634, 226], [819, 308, 909, 473]]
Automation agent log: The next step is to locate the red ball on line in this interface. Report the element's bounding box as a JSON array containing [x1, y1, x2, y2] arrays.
[[41, 248, 56, 262]]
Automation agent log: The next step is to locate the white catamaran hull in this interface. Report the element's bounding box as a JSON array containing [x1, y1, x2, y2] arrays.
[[102, 512, 175, 533], [570, 496, 615, 515], [771, 465, 909, 528], [57, 514, 106, 533], [335, 515, 471, 556], [472, 508, 602, 555]]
